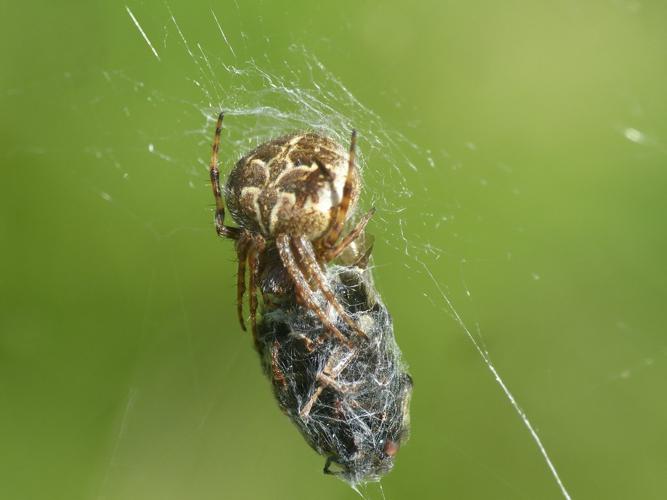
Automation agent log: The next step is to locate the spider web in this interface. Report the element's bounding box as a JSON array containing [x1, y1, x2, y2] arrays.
[[91, 5, 573, 499]]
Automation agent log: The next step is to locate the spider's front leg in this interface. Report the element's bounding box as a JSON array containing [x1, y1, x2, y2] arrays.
[[276, 234, 350, 346], [322, 129, 358, 248], [209, 111, 239, 240], [319, 129, 375, 263], [320, 208, 375, 264], [293, 236, 367, 339]]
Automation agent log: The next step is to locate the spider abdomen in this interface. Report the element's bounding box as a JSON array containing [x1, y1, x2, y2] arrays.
[[225, 133, 360, 240]]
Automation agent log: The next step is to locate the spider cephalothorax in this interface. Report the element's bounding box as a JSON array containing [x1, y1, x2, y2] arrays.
[[209, 113, 374, 343]]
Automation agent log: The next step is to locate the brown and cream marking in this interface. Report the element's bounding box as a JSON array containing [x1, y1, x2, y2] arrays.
[[209, 112, 374, 343]]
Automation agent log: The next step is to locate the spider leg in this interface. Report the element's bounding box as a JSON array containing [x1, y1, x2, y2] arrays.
[[300, 384, 325, 419], [271, 339, 287, 390], [300, 350, 354, 418], [294, 236, 367, 338], [320, 207, 375, 263], [276, 234, 349, 345], [248, 235, 265, 342], [209, 112, 240, 240], [352, 240, 374, 269], [323, 129, 357, 248], [295, 333, 319, 352], [235, 236, 251, 332]]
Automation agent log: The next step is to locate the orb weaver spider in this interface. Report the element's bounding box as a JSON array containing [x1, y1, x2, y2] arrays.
[[208, 113, 374, 343]]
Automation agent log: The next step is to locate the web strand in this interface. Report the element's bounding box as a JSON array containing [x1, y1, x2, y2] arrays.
[[421, 262, 572, 500]]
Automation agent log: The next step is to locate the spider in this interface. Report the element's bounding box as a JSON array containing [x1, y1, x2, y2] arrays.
[[208, 112, 374, 343]]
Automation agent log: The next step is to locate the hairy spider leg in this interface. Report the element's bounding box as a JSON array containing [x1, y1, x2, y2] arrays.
[[321, 208, 375, 263], [323, 129, 358, 249], [235, 234, 252, 332], [276, 234, 349, 345], [352, 240, 374, 269], [248, 236, 265, 342], [294, 236, 367, 338], [209, 111, 239, 240], [300, 349, 354, 418], [270, 339, 288, 390]]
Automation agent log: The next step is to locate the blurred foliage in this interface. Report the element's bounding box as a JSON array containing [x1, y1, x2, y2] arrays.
[[2, 1, 667, 499]]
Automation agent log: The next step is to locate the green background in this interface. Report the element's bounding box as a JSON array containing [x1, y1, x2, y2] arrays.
[[2, 1, 666, 499]]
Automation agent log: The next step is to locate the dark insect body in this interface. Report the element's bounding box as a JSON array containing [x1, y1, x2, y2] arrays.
[[257, 264, 412, 484], [208, 112, 412, 484]]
